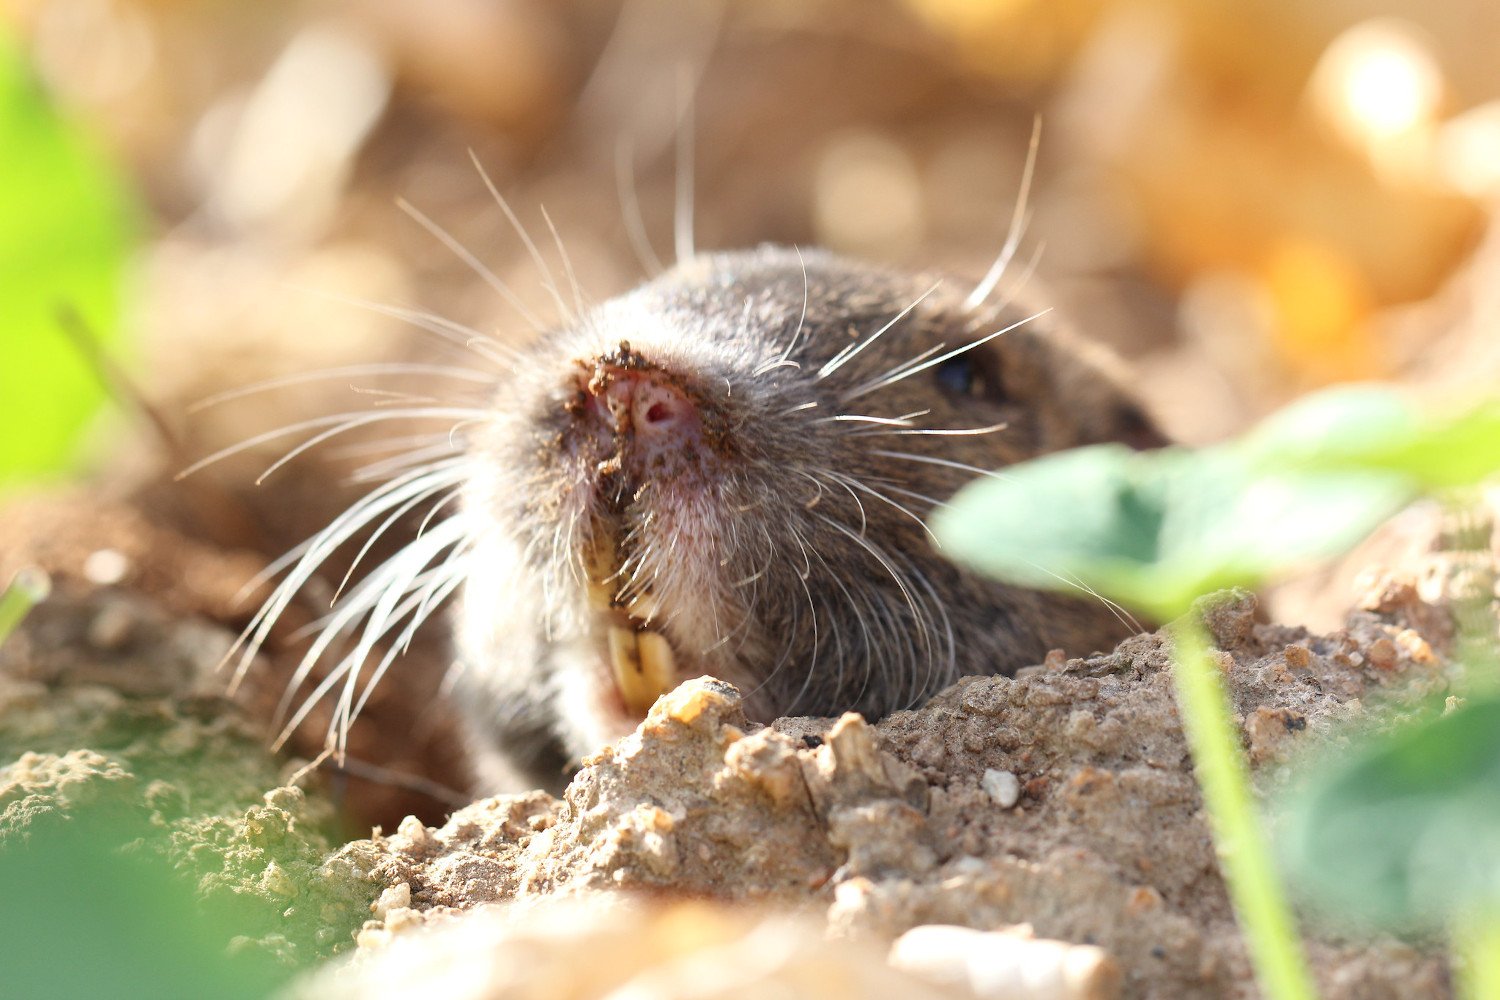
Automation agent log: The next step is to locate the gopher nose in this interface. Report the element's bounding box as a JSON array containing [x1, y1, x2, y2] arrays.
[[580, 362, 705, 460], [601, 371, 695, 435]]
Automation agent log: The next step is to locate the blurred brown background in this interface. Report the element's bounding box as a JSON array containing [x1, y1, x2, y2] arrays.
[[10, 0, 1500, 443], [6, 0, 1500, 823]]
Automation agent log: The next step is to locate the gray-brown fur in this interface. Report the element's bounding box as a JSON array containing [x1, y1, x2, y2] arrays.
[[456, 246, 1164, 792]]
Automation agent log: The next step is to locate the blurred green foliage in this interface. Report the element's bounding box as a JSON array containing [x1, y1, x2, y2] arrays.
[[1280, 695, 1500, 933], [0, 33, 138, 490], [931, 441, 1411, 622], [1244, 386, 1500, 491], [0, 814, 291, 1000]]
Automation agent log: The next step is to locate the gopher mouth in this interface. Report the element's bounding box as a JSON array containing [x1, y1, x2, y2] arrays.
[[584, 526, 680, 716]]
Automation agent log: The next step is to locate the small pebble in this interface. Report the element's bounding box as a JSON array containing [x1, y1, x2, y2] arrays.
[[982, 768, 1022, 809], [890, 923, 1122, 1000], [372, 882, 411, 919], [392, 814, 434, 853], [1366, 637, 1399, 671], [82, 548, 131, 586]]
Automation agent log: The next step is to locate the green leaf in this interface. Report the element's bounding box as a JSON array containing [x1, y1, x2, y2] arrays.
[[1279, 696, 1500, 931], [1244, 385, 1500, 491], [0, 810, 291, 999], [1241, 385, 1419, 466], [0, 34, 138, 489], [932, 443, 1412, 619]]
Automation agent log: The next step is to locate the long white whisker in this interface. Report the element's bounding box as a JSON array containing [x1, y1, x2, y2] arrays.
[[899, 560, 955, 709], [673, 67, 695, 264], [819, 409, 929, 428], [825, 471, 938, 543], [879, 482, 953, 512], [853, 421, 1009, 439], [807, 470, 866, 535], [324, 296, 518, 365], [276, 285, 520, 367], [844, 309, 1050, 401], [615, 137, 664, 276], [1024, 560, 1145, 636], [187, 364, 498, 413], [965, 115, 1042, 310], [349, 440, 466, 485], [175, 407, 484, 481], [754, 358, 802, 377], [396, 197, 547, 333], [251, 409, 482, 485], [763, 245, 810, 370], [467, 150, 572, 324], [330, 481, 460, 604], [817, 513, 923, 626], [331, 432, 455, 460], [348, 386, 445, 406], [990, 239, 1046, 314], [275, 516, 470, 750], [780, 527, 822, 712], [871, 449, 1012, 482], [540, 205, 588, 319], [337, 535, 474, 735], [818, 282, 940, 379], [349, 559, 469, 727], [231, 538, 315, 609], [844, 341, 946, 399], [225, 464, 464, 697]]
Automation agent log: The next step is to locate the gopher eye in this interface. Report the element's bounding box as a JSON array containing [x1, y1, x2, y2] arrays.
[[934, 355, 1004, 402]]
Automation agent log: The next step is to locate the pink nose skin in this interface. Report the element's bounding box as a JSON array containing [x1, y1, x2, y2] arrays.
[[584, 367, 705, 463]]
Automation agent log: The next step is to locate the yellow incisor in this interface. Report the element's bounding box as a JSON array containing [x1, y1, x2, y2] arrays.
[[588, 526, 679, 715]]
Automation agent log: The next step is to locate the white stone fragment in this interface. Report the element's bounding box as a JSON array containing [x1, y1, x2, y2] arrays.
[[890, 923, 1122, 1000], [372, 882, 412, 920], [982, 768, 1022, 809], [82, 548, 130, 585]]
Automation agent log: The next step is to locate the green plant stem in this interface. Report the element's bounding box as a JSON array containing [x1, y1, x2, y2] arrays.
[[1169, 616, 1318, 1000], [1457, 910, 1500, 1000], [0, 566, 50, 647]]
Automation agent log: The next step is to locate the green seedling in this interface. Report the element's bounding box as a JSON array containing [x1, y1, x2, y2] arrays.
[[934, 384, 1500, 1000], [0, 567, 49, 649], [1252, 387, 1500, 990]]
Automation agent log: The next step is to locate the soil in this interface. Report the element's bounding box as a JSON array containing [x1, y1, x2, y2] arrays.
[[317, 589, 1452, 1000], [0, 500, 1473, 998]]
